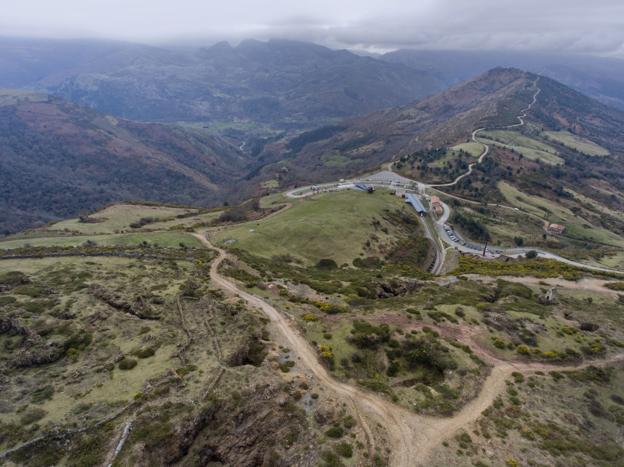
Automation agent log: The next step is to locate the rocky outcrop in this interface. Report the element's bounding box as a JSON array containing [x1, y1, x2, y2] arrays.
[[90, 285, 160, 320], [131, 385, 317, 467]]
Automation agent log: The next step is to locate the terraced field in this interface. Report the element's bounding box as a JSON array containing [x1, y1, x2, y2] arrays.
[[480, 130, 563, 165], [543, 130, 610, 156], [498, 182, 624, 248]]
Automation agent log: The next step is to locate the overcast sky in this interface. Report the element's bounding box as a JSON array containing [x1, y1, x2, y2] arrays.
[[2, 0, 624, 56]]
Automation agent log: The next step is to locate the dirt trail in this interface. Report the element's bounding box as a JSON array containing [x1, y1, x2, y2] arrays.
[[193, 233, 624, 466]]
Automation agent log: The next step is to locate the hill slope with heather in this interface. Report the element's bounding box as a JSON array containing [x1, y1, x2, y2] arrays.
[[255, 68, 624, 186], [0, 91, 248, 234]]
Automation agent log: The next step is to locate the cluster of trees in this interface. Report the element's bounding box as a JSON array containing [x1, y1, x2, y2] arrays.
[[451, 212, 491, 242]]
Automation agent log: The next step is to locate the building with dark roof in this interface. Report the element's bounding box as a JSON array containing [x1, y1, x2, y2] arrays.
[[406, 194, 427, 216]]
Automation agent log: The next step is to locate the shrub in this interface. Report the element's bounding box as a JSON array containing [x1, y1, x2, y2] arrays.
[[492, 337, 508, 349], [325, 425, 344, 438], [343, 415, 356, 429], [176, 364, 197, 377], [279, 361, 296, 372], [348, 320, 391, 349], [31, 385, 55, 404], [451, 212, 491, 242], [318, 345, 335, 369], [316, 259, 338, 270], [320, 450, 345, 467], [334, 442, 353, 458], [579, 322, 599, 332], [14, 285, 50, 298], [118, 358, 138, 370], [0, 296, 17, 306], [611, 394, 624, 406], [0, 271, 30, 287], [605, 281, 624, 291], [134, 347, 155, 359], [20, 407, 47, 425], [525, 250, 538, 259]]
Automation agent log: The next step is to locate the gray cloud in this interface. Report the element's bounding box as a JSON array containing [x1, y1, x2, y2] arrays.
[[2, 0, 624, 56]]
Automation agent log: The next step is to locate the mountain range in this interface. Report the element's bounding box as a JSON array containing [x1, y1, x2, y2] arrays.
[[0, 37, 443, 130], [382, 49, 624, 111], [4, 37, 624, 133]]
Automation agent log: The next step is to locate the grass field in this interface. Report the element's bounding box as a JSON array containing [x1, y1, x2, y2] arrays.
[[565, 189, 624, 222], [542, 131, 610, 156], [0, 231, 201, 250], [212, 190, 415, 265], [451, 141, 485, 157], [321, 151, 352, 168], [480, 130, 563, 165], [430, 142, 483, 169], [49, 204, 197, 234]]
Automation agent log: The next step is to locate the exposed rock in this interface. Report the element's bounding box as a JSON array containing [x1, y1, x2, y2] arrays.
[[90, 285, 160, 320], [131, 385, 316, 467], [226, 336, 267, 367]]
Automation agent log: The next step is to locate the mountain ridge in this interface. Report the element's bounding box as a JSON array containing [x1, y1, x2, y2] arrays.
[[0, 91, 248, 234]]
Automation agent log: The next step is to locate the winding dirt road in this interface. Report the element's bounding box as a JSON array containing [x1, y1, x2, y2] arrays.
[[193, 233, 624, 466]]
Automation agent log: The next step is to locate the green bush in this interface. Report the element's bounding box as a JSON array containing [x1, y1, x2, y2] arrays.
[[605, 281, 624, 291], [334, 442, 353, 458], [349, 320, 391, 349], [20, 407, 47, 425], [343, 415, 356, 429], [316, 259, 338, 270], [118, 358, 138, 370], [325, 425, 345, 438], [320, 449, 345, 467], [134, 347, 156, 359], [13, 284, 50, 298], [31, 385, 55, 404], [0, 271, 30, 287], [0, 296, 17, 306]]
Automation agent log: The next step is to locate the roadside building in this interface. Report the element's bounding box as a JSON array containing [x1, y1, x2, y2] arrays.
[[406, 194, 427, 216], [430, 195, 444, 215], [545, 223, 566, 235], [355, 183, 374, 193]]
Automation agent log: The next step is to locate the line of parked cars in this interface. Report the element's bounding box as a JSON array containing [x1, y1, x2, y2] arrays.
[[443, 224, 467, 245]]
